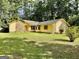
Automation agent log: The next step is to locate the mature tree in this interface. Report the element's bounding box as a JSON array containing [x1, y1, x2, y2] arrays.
[[0, 0, 10, 29], [30, 1, 47, 21], [23, 0, 35, 19], [0, 0, 25, 31], [47, 0, 72, 20], [22, 0, 79, 22], [74, 0, 79, 15], [68, 15, 79, 26], [0, 0, 79, 31]]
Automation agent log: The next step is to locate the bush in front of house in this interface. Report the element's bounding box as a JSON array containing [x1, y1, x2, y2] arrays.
[[66, 26, 79, 42]]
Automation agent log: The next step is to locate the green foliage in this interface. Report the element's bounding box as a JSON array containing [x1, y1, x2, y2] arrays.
[[0, 0, 79, 29], [0, 33, 79, 59], [0, 0, 25, 29], [30, 1, 47, 21], [68, 15, 79, 26], [29, 0, 79, 21], [47, 0, 70, 19], [66, 26, 79, 42]]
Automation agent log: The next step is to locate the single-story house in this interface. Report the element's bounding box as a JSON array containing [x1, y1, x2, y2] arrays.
[[9, 19, 69, 34]]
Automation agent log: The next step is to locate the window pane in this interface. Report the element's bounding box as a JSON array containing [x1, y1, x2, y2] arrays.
[[31, 26, 36, 30], [38, 25, 40, 30], [44, 25, 48, 30]]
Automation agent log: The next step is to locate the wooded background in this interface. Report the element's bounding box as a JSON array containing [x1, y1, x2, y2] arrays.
[[0, 0, 79, 30]]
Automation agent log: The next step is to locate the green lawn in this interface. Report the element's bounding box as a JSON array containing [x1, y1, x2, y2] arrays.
[[0, 32, 79, 59]]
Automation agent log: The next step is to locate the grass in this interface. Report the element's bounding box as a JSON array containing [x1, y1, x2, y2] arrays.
[[0, 32, 67, 41], [0, 32, 79, 59]]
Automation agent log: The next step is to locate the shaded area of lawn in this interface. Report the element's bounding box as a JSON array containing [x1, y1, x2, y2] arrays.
[[0, 37, 79, 59]]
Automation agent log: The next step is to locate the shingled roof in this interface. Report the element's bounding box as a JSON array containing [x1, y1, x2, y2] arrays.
[[23, 20, 39, 26], [23, 19, 69, 26], [39, 20, 58, 25]]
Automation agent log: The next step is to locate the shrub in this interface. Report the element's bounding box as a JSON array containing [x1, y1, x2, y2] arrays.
[[66, 26, 79, 42]]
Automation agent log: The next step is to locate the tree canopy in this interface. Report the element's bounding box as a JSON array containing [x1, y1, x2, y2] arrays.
[[0, 0, 79, 30]]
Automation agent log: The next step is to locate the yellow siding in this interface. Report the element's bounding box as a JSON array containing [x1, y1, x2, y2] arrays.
[[9, 21, 29, 32], [24, 24, 31, 31], [9, 19, 68, 33], [55, 20, 62, 33], [55, 20, 67, 33], [29, 26, 32, 31], [48, 24, 53, 33], [51, 23, 56, 33], [16, 21, 25, 32], [39, 24, 53, 33], [9, 22, 16, 32]]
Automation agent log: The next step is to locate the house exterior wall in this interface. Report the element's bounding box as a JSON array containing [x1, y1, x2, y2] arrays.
[[38, 24, 53, 33], [27, 26, 32, 32], [24, 23, 31, 32], [16, 21, 25, 32], [9, 22, 16, 32], [55, 19, 68, 33], [51, 23, 56, 33], [9, 21, 26, 32], [9, 19, 68, 34]]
